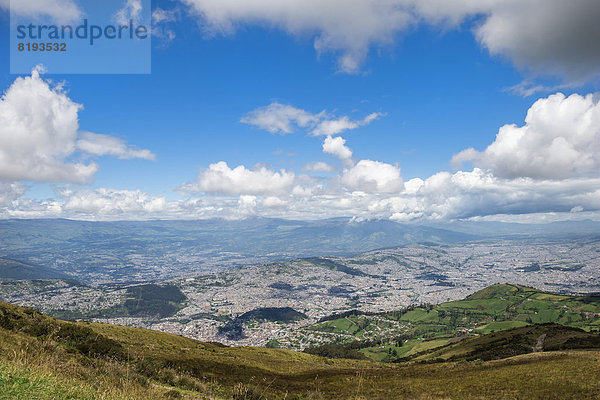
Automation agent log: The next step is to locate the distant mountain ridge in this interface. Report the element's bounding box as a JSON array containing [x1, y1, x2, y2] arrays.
[[0, 218, 474, 283], [1, 217, 599, 283], [0, 257, 70, 281], [0, 217, 475, 256], [427, 219, 600, 237]]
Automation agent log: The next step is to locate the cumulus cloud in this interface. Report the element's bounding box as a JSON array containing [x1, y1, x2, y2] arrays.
[[341, 160, 404, 194], [471, 0, 600, 83], [1, 187, 170, 220], [452, 93, 600, 179], [4, 70, 600, 223], [0, 68, 98, 183], [0, 183, 26, 207], [180, 0, 600, 82], [170, 98, 600, 220], [241, 102, 382, 136], [302, 161, 335, 173], [180, 161, 296, 196], [322, 136, 353, 160], [0, 0, 82, 23], [237, 195, 258, 215], [4, 170, 600, 222], [373, 169, 600, 221], [322, 135, 404, 194], [76, 132, 156, 160], [262, 196, 288, 208], [62, 188, 167, 216], [0, 69, 155, 184]]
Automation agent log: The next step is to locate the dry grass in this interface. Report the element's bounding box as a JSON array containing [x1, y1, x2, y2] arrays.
[[2, 299, 600, 399]]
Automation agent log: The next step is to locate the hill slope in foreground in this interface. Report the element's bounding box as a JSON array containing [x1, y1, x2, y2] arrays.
[[2, 286, 600, 399]]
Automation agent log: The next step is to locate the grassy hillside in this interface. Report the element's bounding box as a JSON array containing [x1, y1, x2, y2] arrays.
[[304, 283, 600, 361], [2, 289, 600, 399], [413, 323, 600, 362]]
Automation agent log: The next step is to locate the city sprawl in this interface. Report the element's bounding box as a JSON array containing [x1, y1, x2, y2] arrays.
[[2, 238, 598, 350]]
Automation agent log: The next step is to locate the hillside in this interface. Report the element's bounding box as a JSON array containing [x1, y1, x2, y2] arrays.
[[50, 283, 188, 321], [2, 288, 600, 399], [413, 323, 600, 362], [219, 307, 307, 340], [303, 283, 600, 361], [0, 257, 70, 281]]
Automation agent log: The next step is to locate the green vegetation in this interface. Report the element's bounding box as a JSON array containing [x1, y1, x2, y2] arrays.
[[0, 360, 99, 400], [414, 323, 600, 362], [301, 257, 372, 277], [239, 307, 307, 322], [304, 283, 600, 361], [122, 284, 186, 318], [219, 307, 306, 340], [2, 295, 600, 399], [52, 283, 187, 321], [304, 343, 368, 360]]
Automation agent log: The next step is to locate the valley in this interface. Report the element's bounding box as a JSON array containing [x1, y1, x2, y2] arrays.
[[1, 236, 599, 354]]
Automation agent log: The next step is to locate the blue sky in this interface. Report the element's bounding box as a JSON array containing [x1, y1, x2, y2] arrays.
[[1, 0, 600, 221]]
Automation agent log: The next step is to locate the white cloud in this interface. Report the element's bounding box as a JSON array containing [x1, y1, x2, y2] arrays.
[[152, 7, 178, 41], [379, 169, 600, 221], [312, 112, 384, 136], [241, 103, 321, 134], [341, 160, 404, 194], [242, 102, 382, 136], [322, 136, 353, 160], [452, 93, 600, 179], [505, 80, 570, 98], [153, 7, 177, 24], [180, 161, 296, 196], [237, 195, 258, 215], [0, 0, 82, 24], [302, 161, 335, 173], [0, 69, 155, 184], [181, 0, 413, 74], [291, 184, 323, 198], [76, 131, 156, 161], [262, 196, 287, 208], [62, 188, 167, 216], [4, 77, 600, 223], [115, 0, 143, 25], [322, 135, 404, 194], [180, 0, 600, 82], [4, 170, 600, 222], [0, 183, 26, 207], [0, 68, 98, 183]]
